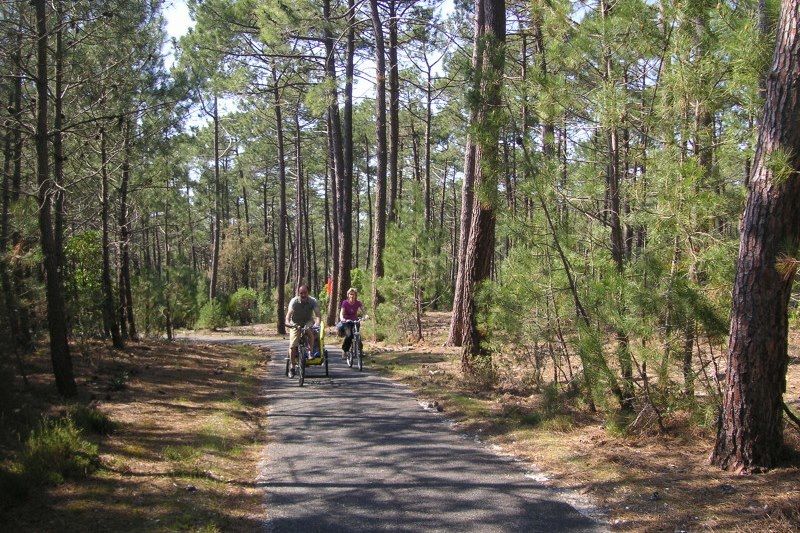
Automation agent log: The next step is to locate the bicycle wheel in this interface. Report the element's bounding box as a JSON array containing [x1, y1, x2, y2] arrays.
[[356, 341, 363, 372], [299, 349, 306, 386], [284, 357, 290, 377], [324, 349, 329, 377]]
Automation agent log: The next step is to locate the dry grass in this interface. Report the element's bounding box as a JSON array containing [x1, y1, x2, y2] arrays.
[[366, 311, 800, 532], [0, 339, 271, 532]]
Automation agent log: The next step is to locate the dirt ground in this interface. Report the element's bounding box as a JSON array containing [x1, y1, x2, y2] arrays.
[[0, 339, 271, 532]]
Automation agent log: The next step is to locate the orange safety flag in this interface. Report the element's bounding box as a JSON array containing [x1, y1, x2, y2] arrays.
[[325, 277, 333, 296]]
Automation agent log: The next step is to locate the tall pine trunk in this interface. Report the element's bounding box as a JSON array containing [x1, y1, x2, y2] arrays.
[[370, 0, 388, 314], [209, 96, 221, 300], [448, 0, 484, 347], [460, 0, 505, 371], [711, 0, 800, 472], [387, 0, 400, 223], [35, 0, 75, 396], [100, 128, 123, 348], [273, 70, 287, 335], [119, 119, 137, 339]]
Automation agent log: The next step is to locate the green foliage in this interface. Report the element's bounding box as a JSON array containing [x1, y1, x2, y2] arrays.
[[64, 231, 104, 337], [376, 186, 450, 341], [229, 287, 259, 325], [196, 299, 228, 330], [21, 418, 99, 485], [134, 267, 203, 336]]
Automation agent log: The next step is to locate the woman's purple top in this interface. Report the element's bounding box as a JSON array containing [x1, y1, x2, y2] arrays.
[[341, 299, 362, 321]]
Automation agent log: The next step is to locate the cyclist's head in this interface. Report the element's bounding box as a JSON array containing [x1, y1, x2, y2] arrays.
[[347, 288, 357, 299], [298, 284, 310, 298]]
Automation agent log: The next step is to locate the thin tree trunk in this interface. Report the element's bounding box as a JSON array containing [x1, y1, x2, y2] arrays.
[[294, 107, 305, 289], [388, 0, 400, 223], [273, 71, 287, 335], [365, 135, 374, 271], [209, 96, 221, 300], [100, 128, 123, 348], [120, 119, 137, 339], [327, 115, 340, 324]]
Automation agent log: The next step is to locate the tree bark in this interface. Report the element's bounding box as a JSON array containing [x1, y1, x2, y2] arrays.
[[388, 0, 400, 223], [370, 0, 388, 313], [100, 128, 123, 348], [209, 96, 221, 300], [273, 70, 287, 335], [34, 0, 76, 396], [294, 107, 305, 289], [460, 0, 505, 371], [323, 0, 349, 323], [711, 0, 800, 472], [448, 0, 484, 347], [119, 119, 137, 339]]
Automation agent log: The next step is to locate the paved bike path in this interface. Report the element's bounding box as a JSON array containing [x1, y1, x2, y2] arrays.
[[250, 337, 604, 533]]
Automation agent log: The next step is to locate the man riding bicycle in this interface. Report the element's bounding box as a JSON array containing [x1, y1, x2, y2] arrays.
[[285, 284, 322, 378]]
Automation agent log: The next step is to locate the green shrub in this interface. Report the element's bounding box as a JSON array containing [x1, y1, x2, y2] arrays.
[[21, 418, 98, 485], [229, 288, 259, 325], [542, 382, 561, 417], [69, 405, 115, 436], [196, 299, 227, 330], [257, 291, 275, 324]]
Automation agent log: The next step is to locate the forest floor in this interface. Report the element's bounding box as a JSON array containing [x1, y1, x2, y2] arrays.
[[0, 339, 271, 532], [217, 314, 800, 531], [2, 316, 799, 532]]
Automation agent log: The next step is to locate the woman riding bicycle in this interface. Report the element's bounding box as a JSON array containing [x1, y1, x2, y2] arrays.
[[285, 284, 321, 378], [337, 287, 364, 353]]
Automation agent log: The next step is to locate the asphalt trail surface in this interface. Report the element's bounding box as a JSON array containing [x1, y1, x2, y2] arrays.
[[186, 335, 604, 532]]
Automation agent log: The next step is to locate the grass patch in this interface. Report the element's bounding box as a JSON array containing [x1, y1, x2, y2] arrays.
[[21, 418, 99, 485], [69, 405, 115, 436], [163, 445, 201, 463], [447, 393, 492, 419], [539, 414, 575, 433], [603, 410, 636, 438]]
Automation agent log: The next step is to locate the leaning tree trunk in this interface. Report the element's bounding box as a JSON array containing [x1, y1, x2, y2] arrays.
[[370, 0, 388, 314], [711, 0, 800, 472], [460, 0, 505, 371], [34, 0, 76, 396]]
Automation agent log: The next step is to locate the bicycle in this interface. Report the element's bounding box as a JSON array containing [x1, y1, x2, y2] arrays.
[[284, 323, 328, 386], [343, 318, 365, 371]]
